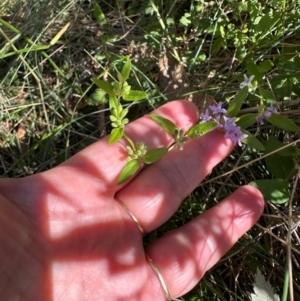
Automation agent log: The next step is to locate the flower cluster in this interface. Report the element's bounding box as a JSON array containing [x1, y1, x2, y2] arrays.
[[222, 117, 248, 146], [200, 102, 247, 146], [256, 103, 278, 125]]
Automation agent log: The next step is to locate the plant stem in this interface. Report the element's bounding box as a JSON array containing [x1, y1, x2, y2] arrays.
[[123, 133, 136, 150]]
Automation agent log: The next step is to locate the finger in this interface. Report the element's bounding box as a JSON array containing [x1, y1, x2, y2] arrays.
[[146, 185, 264, 299], [57, 100, 199, 195], [116, 128, 234, 232]]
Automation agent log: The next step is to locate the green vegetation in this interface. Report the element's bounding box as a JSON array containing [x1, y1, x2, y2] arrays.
[[0, 0, 300, 300]]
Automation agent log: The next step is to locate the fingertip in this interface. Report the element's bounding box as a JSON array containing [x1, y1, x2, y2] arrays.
[[212, 185, 265, 237], [236, 185, 265, 218], [144, 185, 265, 298]]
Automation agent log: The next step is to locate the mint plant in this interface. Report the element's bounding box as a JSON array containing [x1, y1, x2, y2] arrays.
[[91, 58, 147, 145], [91, 58, 219, 184], [91, 58, 300, 205]]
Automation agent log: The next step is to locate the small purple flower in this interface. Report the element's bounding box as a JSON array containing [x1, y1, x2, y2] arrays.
[[209, 102, 227, 115], [257, 115, 265, 125], [240, 74, 255, 89], [200, 108, 212, 123], [256, 103, 279, 125], [198, 102, 248, 147], [215, 114, 221, 124], [223, 117, 247, 146], [267, 103, 278, 114], [224, 116, 237, 126], [223, 119, 236, 134], [263, 111, 272, 119], [224, 125, 247, 146]]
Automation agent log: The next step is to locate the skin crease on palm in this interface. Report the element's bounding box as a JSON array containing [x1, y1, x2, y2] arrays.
[[0, 100, 264, 301]]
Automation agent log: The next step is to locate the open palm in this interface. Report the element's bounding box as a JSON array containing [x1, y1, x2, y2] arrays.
[[0, 100, 264, 301]]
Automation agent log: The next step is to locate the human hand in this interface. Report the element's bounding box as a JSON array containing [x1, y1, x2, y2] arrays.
[[0, 100, 264, 301]]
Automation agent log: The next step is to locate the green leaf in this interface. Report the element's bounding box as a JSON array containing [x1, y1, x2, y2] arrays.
[[92, 0, 106, 26], [117, 71, 124, 84], [258, 59, 274, 74], [251, 269, 280, 301], [109, 128, 124, 144], [241, 129, 265, 151], [121, 59, 131, 82], [219, 25, 225, 38], [122, 90, 148, 101], [166, 17, 175, 26], [236, 113, 257, 129], [265, 153, 295, 180], [119, 108, 129, 120], [265, 137, 296, 179], [179, 13, 191, 26], [267, 114, 300, 132], [212, 36, 224, 56], [227, 86, 248, 117], [187, 121, 218, 139], [144, 148, 168, 164], [117, 159, 140, 185], [150, 114, 177, 134], [115, 103, 123, 116], [121, 82, 131, 95], [260, 89, 276, 103], [109, 115, 117, 122], [246, 61, 263, 84], [50, 22, 70, 46], [266, 136, 296, 157], [92, 79, 114, 95], [87, 89, 107, 105], [249, 179, 289, 204], [256, 14, 280, 32], [121, 118, 129, 125], [109, 95, 118, 110]]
